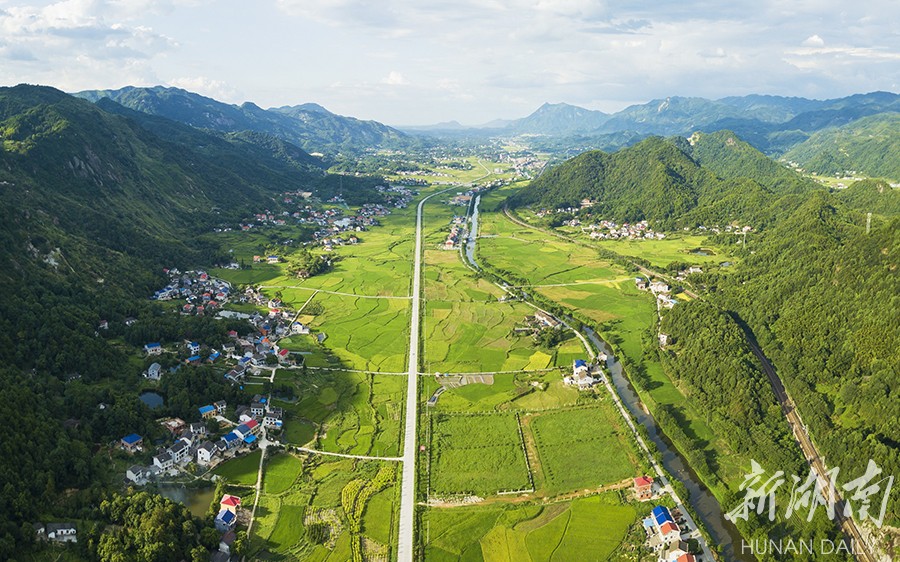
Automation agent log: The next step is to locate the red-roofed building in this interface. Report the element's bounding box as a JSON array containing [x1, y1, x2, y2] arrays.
[[659, 521, 681, 543], [676, 554, 696, 562], [220, 494, 241, 513], [634, 475, 654, 500]]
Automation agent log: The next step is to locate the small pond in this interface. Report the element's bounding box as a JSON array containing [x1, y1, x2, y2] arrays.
[[139, 390, 164, 409]]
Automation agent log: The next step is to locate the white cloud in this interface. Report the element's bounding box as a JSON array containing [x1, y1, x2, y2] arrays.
[[168, 76, 242, 102], [382, 71, 408, 85], [802, 34, 825, 47]]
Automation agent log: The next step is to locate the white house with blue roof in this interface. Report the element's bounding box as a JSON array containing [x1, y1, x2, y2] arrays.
[[144, 342, 162, 355]]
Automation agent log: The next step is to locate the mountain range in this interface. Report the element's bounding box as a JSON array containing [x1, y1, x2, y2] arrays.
[[74, 86, 416, 157]]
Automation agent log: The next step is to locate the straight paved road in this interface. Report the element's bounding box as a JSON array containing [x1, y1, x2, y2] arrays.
[[398, 188, 451, 562]]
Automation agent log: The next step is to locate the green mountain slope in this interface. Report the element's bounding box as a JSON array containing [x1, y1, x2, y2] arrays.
[[75, 85, 415, 155], [783, 113, 900, 180], [509, 133, 810, 227], [835, 178, 900, 216]]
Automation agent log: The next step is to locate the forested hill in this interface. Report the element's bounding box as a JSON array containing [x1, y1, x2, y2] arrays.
[[75, 85, 417, 156], [705, 193, 900, 526], [0, 84, 337, 558], [783, 112, 900, 181], [508, 133, 813, 227], [835, 178, 900, 216]]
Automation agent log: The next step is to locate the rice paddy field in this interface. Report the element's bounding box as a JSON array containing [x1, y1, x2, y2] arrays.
[[428, 412, 532, 496], [272, 369, 405, 458], [250, 454, 401, 561], [422, 494, 640, 562], [422, 201, 585, 374]]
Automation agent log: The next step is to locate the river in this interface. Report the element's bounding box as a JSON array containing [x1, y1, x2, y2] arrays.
[[465, 195, 481, 270], [583, 327, 751, 561]]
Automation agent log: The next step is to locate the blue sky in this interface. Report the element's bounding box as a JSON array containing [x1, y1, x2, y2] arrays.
[[1, 0, 898, 125]]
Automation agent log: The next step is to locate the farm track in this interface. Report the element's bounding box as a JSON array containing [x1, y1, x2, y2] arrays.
[[259, 285, 412, 299], [293, 446, 403, 462]]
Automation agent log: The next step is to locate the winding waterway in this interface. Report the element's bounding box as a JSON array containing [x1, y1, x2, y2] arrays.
[[465, 194, 751, 561], [465, 194, 481, 270]]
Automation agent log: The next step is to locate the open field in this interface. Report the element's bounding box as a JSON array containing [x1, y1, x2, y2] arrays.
[[423, 494, 639, 562], [251, 455, 400, 560], [272, 370, 405, 458], [428, 413, 531, 496], [422, 200, 585, 374], [528, 405, 641, 494], [421, 369, 587, 414], [212, 449, 262, 486], [277, 291, 410, 372]]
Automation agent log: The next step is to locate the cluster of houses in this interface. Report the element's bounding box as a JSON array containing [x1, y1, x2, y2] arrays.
[[644, 505, 697, 562], [443, 216, 466, 250], [151, 270, 232, 312], [33, 522, 78, 544], [449, 192, 473, 206], [124, 393, 283, 486], [583, 219, 666, 241], [636, 278, 679, 309], [143, 340, 225, 371]]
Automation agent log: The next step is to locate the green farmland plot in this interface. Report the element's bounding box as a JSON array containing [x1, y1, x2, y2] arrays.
[[252, 455, 400, 561], [528, 404, 642, 494], [429, 413, 532, 495], [423, 494, 638, 562], [273, 370, 405, 457], [278, 291, 410, 372], [211, 449, 261, 486]]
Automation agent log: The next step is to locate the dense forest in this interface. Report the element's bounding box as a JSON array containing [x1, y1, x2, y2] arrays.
[[706, 195, 900, 529]]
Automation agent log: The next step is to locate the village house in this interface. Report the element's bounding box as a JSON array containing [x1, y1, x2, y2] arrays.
[[126, 465, 150, 485], [161, 418, 187, 435], [661, 541, 695, 562], [645, 505, 683, 551], [215, 509, 237, 533], [168, 440, 191, 464], [197, 441, 217, 466], [189, 422, 207, 435], [649, 281, 670, 294], [144, 342, 163, 355], [41, 523, 77, 544], [217, 432, 240, 452], [634, 475, 655, 500], [534, 310, 561, 329], [250, 401, 265, 418], [145, 362, 162, 380], [120, 433, 143, 453], [263, 408, 283, 429], [635, 277, 649, 290], [214, 400, 227, 414], [199, 405, 216, 419], [564, 359, 598, 389], [153, 452, 174, 470]]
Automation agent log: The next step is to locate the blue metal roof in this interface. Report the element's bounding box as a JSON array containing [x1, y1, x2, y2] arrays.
[[198, 405, 215, 415], [574, 359, 587, 367], [244, 434, 257, 444], [222, 432, 238, 443], [122, 433, 142, 444], [652, 505, 673, 525], [217, 509, 235, 523]]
